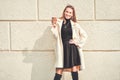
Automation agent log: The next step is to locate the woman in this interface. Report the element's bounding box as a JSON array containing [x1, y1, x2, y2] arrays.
[[51, 5, 87, 80]]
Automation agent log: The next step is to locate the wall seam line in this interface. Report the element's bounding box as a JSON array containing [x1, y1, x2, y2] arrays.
[[1, 19, 120, 22], [94, 0, 96, 20], [37, 0, 39, 20], [0, 50, 120, 52], [9, 22, 12, 51]]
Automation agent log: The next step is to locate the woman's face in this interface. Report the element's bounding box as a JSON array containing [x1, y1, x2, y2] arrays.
[[64, 7, 73, 19]]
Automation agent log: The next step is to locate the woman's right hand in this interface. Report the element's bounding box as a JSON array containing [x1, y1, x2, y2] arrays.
[[51, 17, 57, 27]]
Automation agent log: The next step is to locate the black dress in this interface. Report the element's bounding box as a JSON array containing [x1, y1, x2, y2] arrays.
[[61, 19, 81, 68]]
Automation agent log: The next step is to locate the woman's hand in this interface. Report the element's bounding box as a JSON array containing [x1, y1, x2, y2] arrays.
[[69, 39, 76, 44], [51, 17, 57, 28], [69, 39, 80, 48]]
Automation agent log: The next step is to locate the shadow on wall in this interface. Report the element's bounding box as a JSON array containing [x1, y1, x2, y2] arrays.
[[22, 26, 56, 80]]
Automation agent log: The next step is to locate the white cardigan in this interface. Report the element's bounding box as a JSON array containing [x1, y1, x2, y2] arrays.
[[51, 19, 88, 70]]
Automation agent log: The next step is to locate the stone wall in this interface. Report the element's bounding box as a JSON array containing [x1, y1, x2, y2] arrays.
[[0, 0, 120, 80]]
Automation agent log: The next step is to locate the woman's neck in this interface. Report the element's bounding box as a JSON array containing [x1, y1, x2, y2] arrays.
[[65, 18, 70, 21], [65, 18, 70, 23]]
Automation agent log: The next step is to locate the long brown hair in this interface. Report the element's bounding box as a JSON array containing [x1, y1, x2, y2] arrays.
[[60, 5, 77, 22]]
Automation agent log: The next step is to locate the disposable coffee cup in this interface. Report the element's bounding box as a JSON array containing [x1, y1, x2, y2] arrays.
[[52, 17, 57, 25]]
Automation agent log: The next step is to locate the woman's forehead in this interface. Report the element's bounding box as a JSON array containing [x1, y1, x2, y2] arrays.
[[65, 7, 73, 12]]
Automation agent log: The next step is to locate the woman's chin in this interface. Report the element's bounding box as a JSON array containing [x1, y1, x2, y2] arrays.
[[65, 17, 71, 19]]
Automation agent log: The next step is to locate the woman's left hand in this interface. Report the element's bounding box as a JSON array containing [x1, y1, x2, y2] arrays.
[[69, 39, 76, 44], [69, 39, 80, 48]]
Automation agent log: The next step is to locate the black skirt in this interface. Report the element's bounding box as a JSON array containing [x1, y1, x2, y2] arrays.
[[63, 40, 81, 68]]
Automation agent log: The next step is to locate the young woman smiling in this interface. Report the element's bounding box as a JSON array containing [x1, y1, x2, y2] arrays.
[[51, 5, 88, 80]]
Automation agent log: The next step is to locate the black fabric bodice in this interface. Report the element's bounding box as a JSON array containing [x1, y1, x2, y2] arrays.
[[61, 19, 73, 42]]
